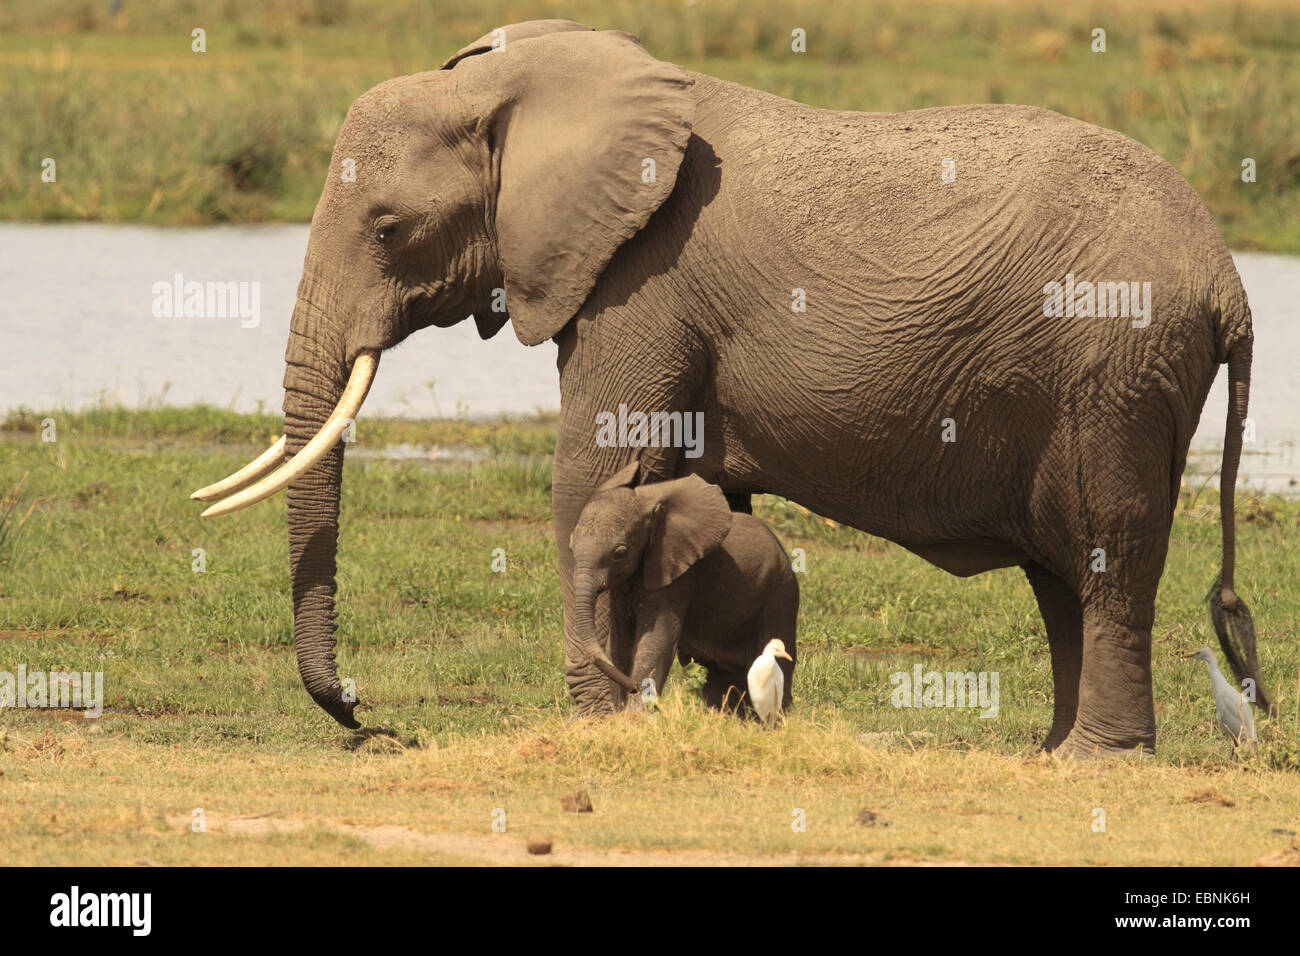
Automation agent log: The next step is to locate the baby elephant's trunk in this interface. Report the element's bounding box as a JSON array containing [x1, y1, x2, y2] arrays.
[[573, 574, 639, 695]]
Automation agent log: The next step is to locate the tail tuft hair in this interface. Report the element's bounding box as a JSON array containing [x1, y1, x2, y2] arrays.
[[1207, 577, 1270, 712]]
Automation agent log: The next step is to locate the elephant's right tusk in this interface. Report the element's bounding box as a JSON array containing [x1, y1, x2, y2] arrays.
[[190, 436, 287, 501], [200, 350, 379, 518]]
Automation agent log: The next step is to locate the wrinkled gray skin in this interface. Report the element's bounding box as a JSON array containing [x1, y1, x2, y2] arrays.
[[272, 19, 1263, 753], [570, 463, 798, 713]]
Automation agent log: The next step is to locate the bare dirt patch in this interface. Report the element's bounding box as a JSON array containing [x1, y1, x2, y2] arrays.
[[162, 812, 969, 866]]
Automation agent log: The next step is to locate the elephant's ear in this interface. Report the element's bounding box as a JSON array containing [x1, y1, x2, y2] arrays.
[[595, 461, 640, 493], [439, 20, 604, 70], [447, 26, 604, 343], [635, 476, 732, 590], [456, 30, 694, 346]]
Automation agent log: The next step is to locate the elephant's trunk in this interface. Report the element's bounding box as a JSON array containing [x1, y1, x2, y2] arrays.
[[281, 276, 360, 728], [573, 572, 639, 695]]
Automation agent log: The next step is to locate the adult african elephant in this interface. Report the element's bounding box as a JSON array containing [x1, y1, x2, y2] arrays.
[[193, 19, 1268, 754]]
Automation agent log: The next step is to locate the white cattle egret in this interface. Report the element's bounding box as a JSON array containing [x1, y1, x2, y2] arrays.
[[748, 639, 793, 727], [1185, 647, 1258, 752]]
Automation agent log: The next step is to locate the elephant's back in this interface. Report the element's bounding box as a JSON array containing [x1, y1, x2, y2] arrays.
[[687, 72, 1235, 410], [671, 75, 1240, 551], [691, 75, 1218, 280]]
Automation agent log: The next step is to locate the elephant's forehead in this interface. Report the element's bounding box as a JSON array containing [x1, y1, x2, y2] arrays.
[[574, 490, 643, 539], [334, 76, 437, 177], [334, 114, 404, 178]]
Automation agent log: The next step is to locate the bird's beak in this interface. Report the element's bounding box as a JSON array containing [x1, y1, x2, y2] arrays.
[[775, 650, 793, 661], [1181, 653, 1198, 659]]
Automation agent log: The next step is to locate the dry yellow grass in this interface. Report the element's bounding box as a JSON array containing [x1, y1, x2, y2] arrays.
[[5, 695, 1298, 866]]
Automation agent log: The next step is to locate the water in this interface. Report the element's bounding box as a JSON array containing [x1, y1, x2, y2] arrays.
[[2, 223, 1296, 490], [0, 223, 560, 419], [1190, 251, 1299, 494]]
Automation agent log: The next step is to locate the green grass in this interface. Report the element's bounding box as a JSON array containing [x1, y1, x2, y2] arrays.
[[1, 408, 1299, 864], [0, 403, 559, 455], [2, 0, 1298, 251]]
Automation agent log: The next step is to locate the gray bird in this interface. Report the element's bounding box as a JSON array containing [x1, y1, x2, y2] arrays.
[[1185, 647, 1258, 752]]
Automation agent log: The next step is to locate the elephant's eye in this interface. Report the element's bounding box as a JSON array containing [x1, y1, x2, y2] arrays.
[[376, 222, 398, 243], [612, 544, 629, 561]]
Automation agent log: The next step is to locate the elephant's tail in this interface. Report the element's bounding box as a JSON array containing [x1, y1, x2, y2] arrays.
[[1206, 259, 1270, 712]]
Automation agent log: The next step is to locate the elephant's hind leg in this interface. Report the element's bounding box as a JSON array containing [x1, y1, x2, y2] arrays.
[[1057, 529, 1166, 755], [1061, 605, 1157, 755], [1023, 562, 1082, 751], [701, 666, 749, 715]]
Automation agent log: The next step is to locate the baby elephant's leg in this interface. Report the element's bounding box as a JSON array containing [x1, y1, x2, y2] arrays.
[[630, 620, 680, 702], [701, 666, 749, 715]]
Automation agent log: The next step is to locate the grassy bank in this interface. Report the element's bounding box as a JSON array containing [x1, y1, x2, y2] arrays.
[[3, 0, 1299, 251], [1, 408, 1298, 865]]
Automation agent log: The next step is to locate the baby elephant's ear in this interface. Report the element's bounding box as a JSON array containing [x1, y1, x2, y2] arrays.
[[635, 476, 732, 590], [595, 461, 640, 493]]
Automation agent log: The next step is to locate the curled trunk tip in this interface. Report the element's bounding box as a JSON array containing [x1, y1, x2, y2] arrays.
[[574, 579, 638, 695], [308, 684, 360, 729]]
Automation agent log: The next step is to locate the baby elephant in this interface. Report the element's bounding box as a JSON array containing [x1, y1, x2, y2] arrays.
[[569, 461, 798, 716]]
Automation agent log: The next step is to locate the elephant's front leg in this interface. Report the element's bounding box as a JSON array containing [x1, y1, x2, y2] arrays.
[[629, 590, 687, 703], [551, 318, 707, 714], [554, 451, 686, 712], [553, 477, 622, 713]]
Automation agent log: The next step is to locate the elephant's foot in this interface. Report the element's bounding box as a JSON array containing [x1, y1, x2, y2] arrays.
[[1039, 715, 1076, 752], [1061, 603, 1157, 757], [1054, 725, 1155, 759], [624, 691, 659, 714], [565, 658, 625, 715], [572, 695, 620, 717]]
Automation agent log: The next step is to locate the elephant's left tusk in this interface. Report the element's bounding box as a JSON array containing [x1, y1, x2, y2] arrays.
[[191, 436, 287, 501], [200, 350, 379, 518]]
